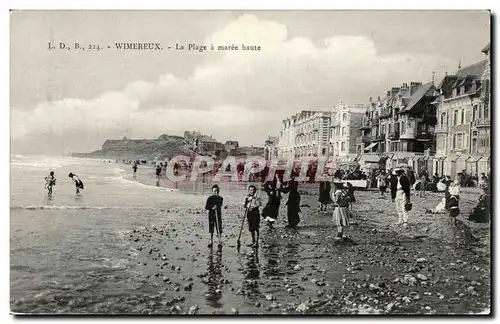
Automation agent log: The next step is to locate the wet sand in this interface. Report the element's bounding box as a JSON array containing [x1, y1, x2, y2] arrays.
[[11, 171, 490, 315]]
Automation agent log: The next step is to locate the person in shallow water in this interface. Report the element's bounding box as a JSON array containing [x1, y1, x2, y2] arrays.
[[244, 185, 262, 247], [44, 171, 56, 195], [282, 179, 301, 229], [68, 173, 84, 195], [205, 184, 223, 248], [132, 163, 138, 179]]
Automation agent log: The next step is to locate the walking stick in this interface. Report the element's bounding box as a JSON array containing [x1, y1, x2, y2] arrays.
[[236, 208, 248, 249], [214, 208, 223, 247]]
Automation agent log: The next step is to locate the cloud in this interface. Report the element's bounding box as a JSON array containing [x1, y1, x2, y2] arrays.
[[11, 14, 456, 154]]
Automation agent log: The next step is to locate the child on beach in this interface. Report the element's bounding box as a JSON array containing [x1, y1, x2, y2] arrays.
[[331, 181, 350, 240], [44, 171, 56, 195], [244, 185, 262, 247], [205, 184, 224, 248], [68, 173, 84, 195]]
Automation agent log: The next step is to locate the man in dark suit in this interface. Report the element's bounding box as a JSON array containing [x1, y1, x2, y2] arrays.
[[390, 167, 411, 227]]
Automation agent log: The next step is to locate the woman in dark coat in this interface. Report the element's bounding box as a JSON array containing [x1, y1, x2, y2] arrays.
[[318, 175, 332, 211], [262, 176, 282, 229], [282, 179, 301, 229]]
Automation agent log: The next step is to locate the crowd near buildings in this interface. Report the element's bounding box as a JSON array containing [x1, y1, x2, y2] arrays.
[[275, 44, 491, 179]]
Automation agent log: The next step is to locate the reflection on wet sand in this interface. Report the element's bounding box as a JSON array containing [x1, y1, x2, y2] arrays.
[[203, 247, 223, 308], [242, 248, 260, 297]]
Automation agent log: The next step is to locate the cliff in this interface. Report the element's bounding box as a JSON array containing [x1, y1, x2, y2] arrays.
[[72, 134, 197, 160]]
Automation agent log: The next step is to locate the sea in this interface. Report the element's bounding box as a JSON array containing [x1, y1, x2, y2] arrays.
[[10, 154, 229, 314]]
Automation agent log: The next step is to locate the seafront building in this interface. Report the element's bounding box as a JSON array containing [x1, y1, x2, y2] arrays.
[[433, 44, 491, 178], [330, 100, 365, 163], [357, 81, 438, 173], [278, 110, 332, 159]]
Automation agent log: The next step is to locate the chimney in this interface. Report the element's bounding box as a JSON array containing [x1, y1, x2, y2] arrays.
[[432, 71, 436, 86], [391, 87, 399, 97], [410, 81, 422, 95], [386, 91, 391, 96]]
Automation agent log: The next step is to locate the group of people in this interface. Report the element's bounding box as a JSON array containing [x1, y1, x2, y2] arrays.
[[203, 175, 304, 248], [44, 172, 84, 196]]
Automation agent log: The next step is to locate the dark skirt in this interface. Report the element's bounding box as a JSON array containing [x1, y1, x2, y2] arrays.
[[247, 209, 260, 231], [379, 186, 387, 193]]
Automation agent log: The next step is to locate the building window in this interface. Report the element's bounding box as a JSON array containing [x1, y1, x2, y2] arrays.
[[456, 87, 461, 96], [343, 113, 347, 121], [401, 122, 406, 134], [453, 110, 458, 125], [472, 138, 477, 153], [341, 142, 346, 152], [473, 105, 478, 121], [341, 127, 345, 136], [484, 105, 489, 119], [322, 148, 326, 155], [461, 109, 465, 124]]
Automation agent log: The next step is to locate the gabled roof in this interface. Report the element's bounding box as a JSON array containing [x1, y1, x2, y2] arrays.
[[401, 82, 435, 112], [455, 60, 487, 78]]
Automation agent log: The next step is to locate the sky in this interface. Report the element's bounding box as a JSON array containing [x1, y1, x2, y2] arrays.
[[10, 10, 490, 154]]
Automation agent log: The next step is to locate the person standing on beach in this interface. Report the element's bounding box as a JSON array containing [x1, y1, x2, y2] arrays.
[[68, 173, 84, 195], [331, 181, 350, 240], [390, 167, 411, 227], [244, 185, 262, 247], [447, 181, 460, 226], [377, 170, 388, 197], [205, 184, 223, 248], [318, 173, 332, 211], [262, 176, 282, 229], [282, 179, 301, 229], [419, 171, 428, 198]]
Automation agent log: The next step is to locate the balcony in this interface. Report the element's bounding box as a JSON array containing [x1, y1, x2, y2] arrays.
[[435, 124, 448, 133], [473, 118, 490, 128], [369, 136, 378, 142], [376, 134, 386, 141], [389, 132, 400, 140], [359, 123, 370, 130], [356, 136, 371, 143], [416, 133, 435, 141], [380, 109, 392, 119], [399, 130, 415, 140]]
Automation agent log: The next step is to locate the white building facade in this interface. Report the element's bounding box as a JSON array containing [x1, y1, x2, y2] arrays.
[[330, 101, 366, 162]]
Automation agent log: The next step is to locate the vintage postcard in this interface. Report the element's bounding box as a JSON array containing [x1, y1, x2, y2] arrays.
[[10, 10, 491, 315]]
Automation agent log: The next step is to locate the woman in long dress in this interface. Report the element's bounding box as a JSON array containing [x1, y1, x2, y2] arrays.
[[318, 176, 332, 211], [262, 176, 282, 229], [282, 179, 301, 229], [332, 181, 350, 240]]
